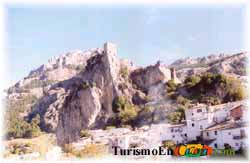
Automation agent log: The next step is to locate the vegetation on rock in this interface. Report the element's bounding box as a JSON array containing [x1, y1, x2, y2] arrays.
[[112, 96, 138, 127]]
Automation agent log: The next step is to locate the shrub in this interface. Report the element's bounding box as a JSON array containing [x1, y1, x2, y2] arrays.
[[82, 81, 90, 89], [25, 114, 41, 138], [118, 108, 137, 124], [79, 130, 91, 138], [162, 140, 176, 150], [184, 75, 201, 88], [166, 80, 177, 92], [176, 95, 190, 107], [167, 107, 185, 124], [104, 126, 116, 130], [5, 113, 41, 139], [112, 96, 138, 126], [82, 81, 96, 89], [63, 144, 75, 153], [120, 67, 129, 79], [167, 112, 183, 124], [8, 142, 33, 155], [189, 73, 246, 103], [74, 144, 107, 158], [112, 96, 127, 113]]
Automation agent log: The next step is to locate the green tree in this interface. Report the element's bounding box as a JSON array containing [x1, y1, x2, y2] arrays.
[[112, 96, 138, 126], [184, 75, 201, 88], [25, 114, 41, 138], [166, 80, 177, 92]]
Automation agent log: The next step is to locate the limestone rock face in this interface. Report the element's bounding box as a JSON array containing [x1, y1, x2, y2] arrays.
[[5, 41, 248, 147], [56, 42, 122, 145], [56, 87, 102, 145], [130, 61, 172, 93]]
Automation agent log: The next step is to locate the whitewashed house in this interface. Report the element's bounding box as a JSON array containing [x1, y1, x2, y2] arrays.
[[202, 121, 248, 151]]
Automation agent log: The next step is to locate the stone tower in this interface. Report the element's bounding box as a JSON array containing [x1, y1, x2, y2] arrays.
[[170, 68, 176, 81], [104, 42, 117, 56]]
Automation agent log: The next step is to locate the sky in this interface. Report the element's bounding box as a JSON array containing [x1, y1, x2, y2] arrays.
[[5, 4, 247, 86]]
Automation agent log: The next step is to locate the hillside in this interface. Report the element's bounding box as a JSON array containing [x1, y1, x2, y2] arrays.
[[4, 42, 248, 146]]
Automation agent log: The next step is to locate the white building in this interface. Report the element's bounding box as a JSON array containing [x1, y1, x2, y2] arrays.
[[184, 100, 248, 142], [202, 121, 248, 151]]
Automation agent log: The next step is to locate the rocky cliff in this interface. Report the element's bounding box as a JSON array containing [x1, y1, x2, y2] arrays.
[[5, 42, 248, 146]]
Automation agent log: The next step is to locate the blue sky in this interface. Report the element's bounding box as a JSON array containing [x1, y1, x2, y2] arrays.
[[6, 5, 247, 86]]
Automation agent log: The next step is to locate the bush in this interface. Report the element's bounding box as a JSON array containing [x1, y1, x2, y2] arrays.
[[120, 67, 129, 79], [162, 140, 176, 150], [8, 142, 33, 155], [166, 80, 177, 92], [62, 143, 106, 158], [5, 113, 41, 139], [82, 81, 90, 89], [182, 73, 245, 104], [118, 108, 137, 124], [74, 144, 107, 158], [176, 95, 190, 107], [104, 125, 116, 130], [79, 130, 91, 138], [184, 75, 201, 88], [167, 107, 185, 124], [112, 96, 127, 113], [167, 112, 183, 124], [25, 114, 41, 138], [82, 81, 96, 89], [63, 144, 75, 153], [112, 96, 138, 126]]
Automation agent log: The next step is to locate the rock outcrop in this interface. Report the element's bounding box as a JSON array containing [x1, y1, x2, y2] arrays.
[[5, 41, 248, 147], [130, 61, 173, 93], [56, 42, 122, 145]]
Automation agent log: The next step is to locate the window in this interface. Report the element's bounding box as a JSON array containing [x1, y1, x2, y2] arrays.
[[197, 109, 202, 113], [172, 135, 175, 138], [214, 131, 217, 135], [200, 125, 203, 130], [184, 133, 187, 137], [171, 128, 174, 132], [207, 132, 209, 136], [235, 143, 239, 146], [228, 132, 231, 135], [192, 123, 195, 127], [214, 143, 218, 148], [192, 113, 194, 116]]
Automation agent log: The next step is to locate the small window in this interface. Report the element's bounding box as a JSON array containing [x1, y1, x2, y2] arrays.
[[192, 113, 194, 116], [214, 131, 217, 135], [235, 143, 239, 146], [172, 135, 175, 138], [171, 128, 174, 132], [184, 133, 187, 137], [228, 132, 231, 135], [192, 123, 195, 127], [214, 143, 218, 148], [207, 132, 209, 136], [197, 109, 202, 113], [200, 125, 203, 130]]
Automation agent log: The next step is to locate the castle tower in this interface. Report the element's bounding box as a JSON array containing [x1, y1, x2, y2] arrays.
[[170, 68, 176, 81], [104, 42, 117, 56]]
